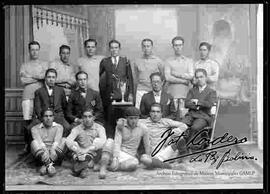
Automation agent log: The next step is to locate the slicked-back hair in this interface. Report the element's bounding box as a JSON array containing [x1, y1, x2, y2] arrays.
[[195, 68, 208, 77], [28, 41, 40, 50], [141, 38, 153, 46], [59, 45, 71, 54], [150, 103, 163, 112], [45, 68, 57, 77], [82, 107, 94, 116], [149, 72, 164, 82], [171, 36, 185, 45], [84, 38, 97, 47], [199, 42, 211, 51], [41, 108, 54, 117], [109, 39, 121, 48], [75, 71, 88, 80]]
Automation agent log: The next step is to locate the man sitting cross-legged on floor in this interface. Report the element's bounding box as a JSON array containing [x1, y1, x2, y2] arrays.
[[139, 103, 188, 169], [99, 106, 151, 179], [30, 108, 65, 177], [65, 108, 106, 178]]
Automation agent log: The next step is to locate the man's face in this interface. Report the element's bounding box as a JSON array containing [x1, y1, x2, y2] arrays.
[[110, 42, 120, 57], [126, 116, 139, 129], [150, 106, 162, 122], [173, 39, 184, 56], [142, 41, 153, 56], [77, 73, 88, 89], [195, 71, 207, 87], [82, 111, 95, 128], [85, 41, 97, 57], [199, 45, 209, 60], [60, 48, 70, 64], [45, 72, 57, 87], [43, 110, 54, 127], [29, 44, 40, 60], [151, 75, 163, 92]]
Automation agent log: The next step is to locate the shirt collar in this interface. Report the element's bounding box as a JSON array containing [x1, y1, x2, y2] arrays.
[[174, 55, 185, 60], [86, 55, 98, 60], [142, 54, 156, 59], [45, 82, 53, 90], [198, 84, 207, 92], [40, 122, 57, 128], [153, 90, 162, 96]]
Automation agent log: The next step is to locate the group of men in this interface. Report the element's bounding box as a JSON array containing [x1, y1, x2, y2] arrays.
[[19, 36, 218, 179]]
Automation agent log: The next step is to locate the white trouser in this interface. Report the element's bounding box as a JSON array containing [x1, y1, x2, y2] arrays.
[[22, 99, 34, 120], [118, 151, 138, 164], [135, 90, 148, 109], [155, 146, 179, 162]]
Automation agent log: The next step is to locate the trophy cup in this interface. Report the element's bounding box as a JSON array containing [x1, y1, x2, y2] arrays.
[[112, 78, 133, 105]]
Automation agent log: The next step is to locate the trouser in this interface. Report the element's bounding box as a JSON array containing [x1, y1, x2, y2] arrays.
[[100, 138, 139, 172], [31, 139, 66, 166], [104, 104, 127, 139], [173, 98, 188, 121], [135, 90, 148, 109], [181, 115, 209, 151]]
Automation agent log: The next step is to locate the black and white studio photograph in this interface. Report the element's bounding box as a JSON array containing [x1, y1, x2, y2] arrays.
[[4, 4, 264, 190]]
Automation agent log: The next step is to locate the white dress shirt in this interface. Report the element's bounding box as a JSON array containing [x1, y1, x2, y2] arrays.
[[111, 56, 120, 67], [153, 91, 162, 103], [45, 83, 53, 96]]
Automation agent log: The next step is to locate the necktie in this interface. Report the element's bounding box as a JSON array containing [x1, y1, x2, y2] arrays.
[[113, 56, 117, 69]]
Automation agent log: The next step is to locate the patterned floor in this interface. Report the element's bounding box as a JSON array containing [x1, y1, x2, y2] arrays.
[[5, 145, 263, 187]]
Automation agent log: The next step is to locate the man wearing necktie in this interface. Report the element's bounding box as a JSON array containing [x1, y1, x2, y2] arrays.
[[99, 40, 134, 138], [26, 68, 71, 139], [66, 71, 104, 128], [140, 72, 176, 120], [181, 68, 217, 152]]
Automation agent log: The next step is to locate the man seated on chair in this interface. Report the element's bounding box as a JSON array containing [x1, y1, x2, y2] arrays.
[[65, 108, 106, 178], [27, 68, 71, 137], [30, 108, 65, 177], [139, 103, 188, 169], [140, 72, 176, 120], [66, 71, 104, 128], [98, 107, 151, 179], [181, 68, 217, 152]]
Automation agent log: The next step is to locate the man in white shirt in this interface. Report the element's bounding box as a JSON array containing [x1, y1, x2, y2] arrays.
[[133, 38, 164, 108], [165, 36, 194, 119], [77, 39, 105, 91]]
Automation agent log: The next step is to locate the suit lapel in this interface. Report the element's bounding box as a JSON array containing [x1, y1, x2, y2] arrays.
[[53, 86, 59, 106], [85, 89, 93, 107], [149, 91, 155, 103], [160, 91, 167, 105], [42, 87, 50, 102]]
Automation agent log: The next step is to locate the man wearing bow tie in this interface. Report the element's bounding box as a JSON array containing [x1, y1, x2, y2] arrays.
[[27, 68, 71, 138], [66, 71, 104, 127], [99, 40, 134, 138], [140, 72, 176, 120]]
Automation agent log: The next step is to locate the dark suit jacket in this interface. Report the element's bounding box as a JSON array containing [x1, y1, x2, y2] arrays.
[[34, 85, 67, 120], [140, 90, 176, 120], [184, 85, 217, 125], [66, 88, 104, 124], [99, 56, 134, 107]]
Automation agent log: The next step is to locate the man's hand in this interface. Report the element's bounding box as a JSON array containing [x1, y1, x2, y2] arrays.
[[116, 118, 125, 130], [50, 148, 57, 161], [128, 94, 133, 102], [190, 99, 199, 105]]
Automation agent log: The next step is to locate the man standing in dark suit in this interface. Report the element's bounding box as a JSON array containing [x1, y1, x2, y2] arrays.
[[182, 68, 217, 152], [66, 71, 104, 127], [140, 72, 176, 120], [99, 40, 134, 138], [27, 68, 71, 138]]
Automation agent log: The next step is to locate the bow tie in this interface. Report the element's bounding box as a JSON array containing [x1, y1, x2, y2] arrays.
[[154, 93, 160, 97], [79, 88, 86, 93], [48, 86, 54, 89]]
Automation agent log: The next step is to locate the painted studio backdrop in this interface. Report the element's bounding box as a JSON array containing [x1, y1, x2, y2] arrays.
[[5, 5, 262, 148]]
